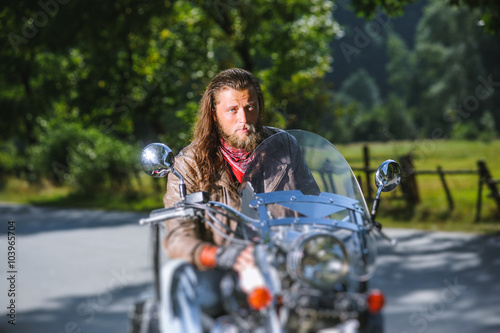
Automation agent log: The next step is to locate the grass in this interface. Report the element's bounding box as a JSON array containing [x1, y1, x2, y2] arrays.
[[0, 176, 165, 212], [1, 139, 499, 234], [336, 139, 500, 234]]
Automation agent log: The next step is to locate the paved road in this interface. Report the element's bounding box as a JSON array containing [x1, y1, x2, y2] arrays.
[[371, 228, 500, 333], [0, 203, 499, 333], [0, 203, 151, 333]]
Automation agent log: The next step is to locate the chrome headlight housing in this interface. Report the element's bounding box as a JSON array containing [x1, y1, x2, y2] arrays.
[[287, 232, 349, 289]]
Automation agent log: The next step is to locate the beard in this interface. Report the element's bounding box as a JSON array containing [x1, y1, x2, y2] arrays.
[[216, 122, 263, 152]]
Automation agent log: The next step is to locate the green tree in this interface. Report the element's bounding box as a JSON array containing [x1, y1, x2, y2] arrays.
[[330, 0, 500, 142], [385, 29, 414, 102], [350, 0, 500, 35], [1, 0, 338, 188], [338, 68, 381, 111], [333, 68, 383, 141], [478, 110, 497, 141], [411, 0, 488, 137], [375, 94, 417, 140]]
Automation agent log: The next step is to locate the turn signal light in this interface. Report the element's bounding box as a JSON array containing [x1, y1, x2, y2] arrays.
[[367, 289, 385, 313], [247, 287, 273, 310]]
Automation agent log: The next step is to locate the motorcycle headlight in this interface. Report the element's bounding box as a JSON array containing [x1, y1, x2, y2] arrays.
[[287, 232, 349, 289]]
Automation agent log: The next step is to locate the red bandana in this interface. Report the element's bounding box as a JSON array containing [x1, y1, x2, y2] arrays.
[[220, 139, 253, 183]]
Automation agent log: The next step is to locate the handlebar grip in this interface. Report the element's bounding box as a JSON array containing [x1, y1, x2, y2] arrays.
[[139, 207, 198, 225]]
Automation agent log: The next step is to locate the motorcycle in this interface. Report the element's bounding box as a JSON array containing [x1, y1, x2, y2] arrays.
[[129, 130, 401, 333]]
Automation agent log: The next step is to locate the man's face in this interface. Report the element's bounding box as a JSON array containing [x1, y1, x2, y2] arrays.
[[214, 86, 261, 151]]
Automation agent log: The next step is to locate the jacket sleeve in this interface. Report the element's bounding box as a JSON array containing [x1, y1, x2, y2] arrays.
[[289, 135, 321, 195], [162, 152, 214, 270]]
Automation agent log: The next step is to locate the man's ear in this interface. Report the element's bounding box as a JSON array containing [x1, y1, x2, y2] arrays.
[[212, 109, 217, 122]]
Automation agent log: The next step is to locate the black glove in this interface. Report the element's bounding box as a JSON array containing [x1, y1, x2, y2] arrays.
[[215, 243, 247, 270]]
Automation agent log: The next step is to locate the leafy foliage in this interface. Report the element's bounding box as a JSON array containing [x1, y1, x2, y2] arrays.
[[1, 0, 337, 190], [331, 0, 499, 141], [1, 0, 337, 145], [29, 122, 140, 192], [350, 0, 500, 35], [1, 0, 499, 195]]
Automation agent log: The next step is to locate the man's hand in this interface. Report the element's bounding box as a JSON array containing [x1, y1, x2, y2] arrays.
[[233, 244, 255, 274], [215, 243, 255, 273]]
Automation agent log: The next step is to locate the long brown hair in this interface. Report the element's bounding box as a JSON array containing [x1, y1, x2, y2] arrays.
[[192, 68, 265, 191]]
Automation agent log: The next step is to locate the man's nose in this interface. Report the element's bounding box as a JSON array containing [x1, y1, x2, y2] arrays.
[[237, 109, 248, 123]]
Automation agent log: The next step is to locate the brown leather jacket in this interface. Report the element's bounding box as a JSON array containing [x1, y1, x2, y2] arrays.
[[163, 127, 318, 269]]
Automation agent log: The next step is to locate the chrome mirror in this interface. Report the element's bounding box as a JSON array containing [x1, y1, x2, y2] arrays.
[[140, 143, 175, 178], [140, 143, 186, 199], [375, 159, 401, 193], [371, 159, 401, 228]]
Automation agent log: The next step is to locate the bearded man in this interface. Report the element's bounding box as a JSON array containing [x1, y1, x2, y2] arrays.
[[163, 68, 278, 274], [160, 68, 317, 330]]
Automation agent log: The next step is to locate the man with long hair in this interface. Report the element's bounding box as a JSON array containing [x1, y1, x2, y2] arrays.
[[160, 68, 317, 329], [163, 68, 276, 274]]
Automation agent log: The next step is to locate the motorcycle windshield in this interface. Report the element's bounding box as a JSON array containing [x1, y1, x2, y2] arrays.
[[241, 130, 376, 283], [242, 130, 371, 226]]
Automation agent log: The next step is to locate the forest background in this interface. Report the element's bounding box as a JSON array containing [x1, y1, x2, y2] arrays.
[[1, 0, 500, 231]]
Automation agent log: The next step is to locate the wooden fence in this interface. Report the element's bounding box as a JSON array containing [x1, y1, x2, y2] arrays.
[[350, 145, 500, 222]]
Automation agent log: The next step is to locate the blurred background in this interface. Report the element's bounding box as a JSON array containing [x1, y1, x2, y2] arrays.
[[1, 0, 500, 230]]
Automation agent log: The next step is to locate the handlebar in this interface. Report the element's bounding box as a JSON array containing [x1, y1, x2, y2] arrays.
[[139, 198, 259, 227], [139, 206, 200, 225], [139, 191, 397, 247], [372, 221, 398, 246], [209, 201, 259, 226]]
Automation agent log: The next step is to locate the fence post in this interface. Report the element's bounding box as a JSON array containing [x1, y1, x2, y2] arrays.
[[476, 165, 483, 222], [363, 145, 372, 202], [357, 175, 363, 194], [476, 160, 500, 222], [399, 153, 420, 207], [437, 165, 454, 211]]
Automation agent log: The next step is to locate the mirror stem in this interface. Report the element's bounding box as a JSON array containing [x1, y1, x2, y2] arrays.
[[179, 184, 186, 200], [371, 198, 380, 221], [371, 186, 383, 221], [171, 169, 186, 200]]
